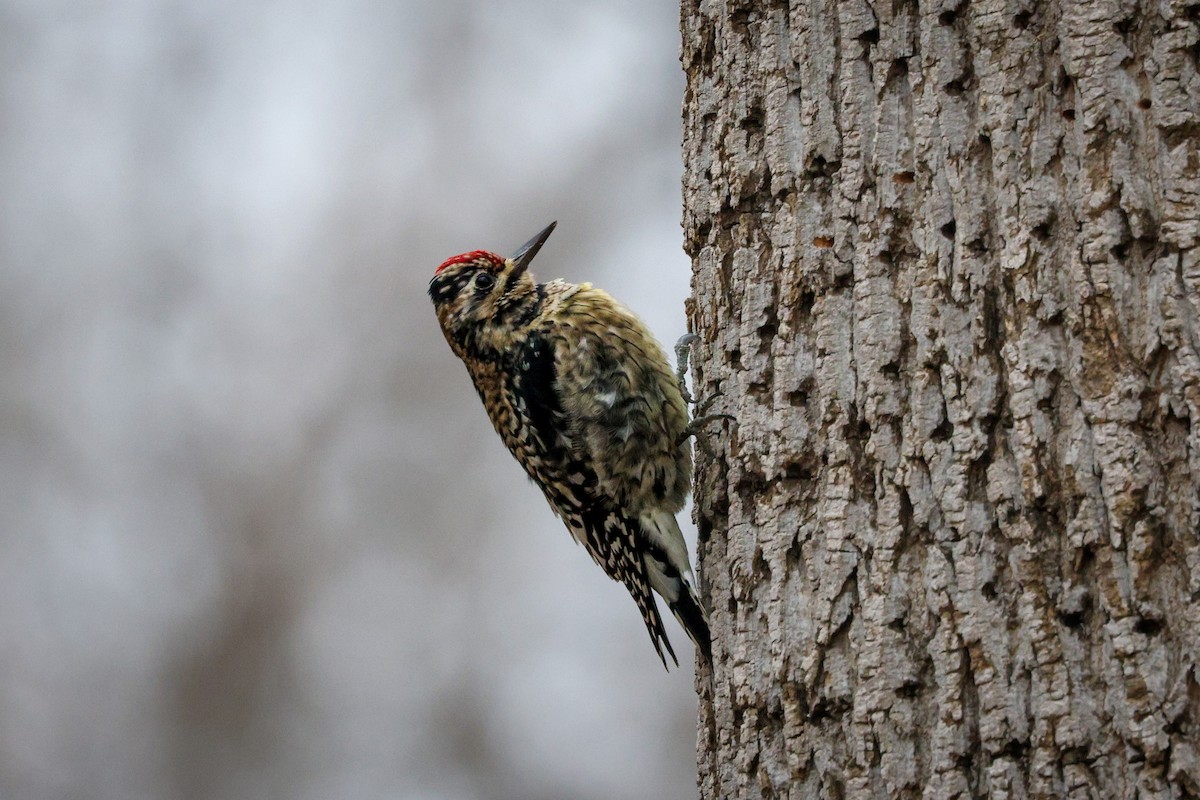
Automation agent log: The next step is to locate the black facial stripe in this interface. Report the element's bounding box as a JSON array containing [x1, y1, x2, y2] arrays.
[[428, 269, 479, 305]]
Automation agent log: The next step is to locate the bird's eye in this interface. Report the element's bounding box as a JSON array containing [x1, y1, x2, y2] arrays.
[[474, 272, 496, 291]]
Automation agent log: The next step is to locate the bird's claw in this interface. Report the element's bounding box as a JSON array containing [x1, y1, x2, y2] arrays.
[[674, 334, 735, 458], [674, 333, 701, 405]]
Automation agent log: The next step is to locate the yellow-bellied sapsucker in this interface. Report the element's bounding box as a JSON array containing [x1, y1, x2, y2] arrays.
[[428, 222, 710, 668]]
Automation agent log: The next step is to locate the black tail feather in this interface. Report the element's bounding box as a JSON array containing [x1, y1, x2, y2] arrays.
[[670, 585, 712, 660], [632, 588, 679, 670]]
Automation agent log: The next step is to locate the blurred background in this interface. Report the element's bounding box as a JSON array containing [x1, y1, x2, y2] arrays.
[[0, 2, 700, 798]]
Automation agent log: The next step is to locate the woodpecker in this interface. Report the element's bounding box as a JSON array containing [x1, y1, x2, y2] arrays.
[[428, 222, 710, 668]]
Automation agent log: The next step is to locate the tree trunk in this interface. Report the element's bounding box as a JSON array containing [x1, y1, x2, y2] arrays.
[[681, 0, 1200, 797]]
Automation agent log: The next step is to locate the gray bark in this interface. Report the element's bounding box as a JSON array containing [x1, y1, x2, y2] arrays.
[[681, 0, 1200, 797]]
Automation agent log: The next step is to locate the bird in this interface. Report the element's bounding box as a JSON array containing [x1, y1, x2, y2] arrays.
[[428, 221, 711, 668]]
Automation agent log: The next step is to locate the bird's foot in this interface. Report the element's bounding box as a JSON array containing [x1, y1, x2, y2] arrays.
[[674, 333, 735, 454], [674, 333, 700, 406]]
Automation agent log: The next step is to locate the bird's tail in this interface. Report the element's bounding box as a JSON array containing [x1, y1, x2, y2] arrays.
[[669, 579, 712, 659], [590, 508, 680, 669], [640, 510, 712, 662], [629, 573, 679, 670]]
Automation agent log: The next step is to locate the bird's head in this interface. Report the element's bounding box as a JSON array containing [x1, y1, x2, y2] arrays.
[[428, 222, 555, 355]]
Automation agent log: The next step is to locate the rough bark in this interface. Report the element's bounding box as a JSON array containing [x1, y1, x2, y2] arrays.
[[681, 0, 1200, 797]]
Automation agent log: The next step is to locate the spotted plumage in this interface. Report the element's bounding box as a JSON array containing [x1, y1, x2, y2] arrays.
[[428, 222, 710, 668]]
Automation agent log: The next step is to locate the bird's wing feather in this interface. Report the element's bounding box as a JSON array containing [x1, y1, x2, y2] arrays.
[[547, 286, 691, 515], [514, 327, 681, 669], [514, 330, 565, 456]]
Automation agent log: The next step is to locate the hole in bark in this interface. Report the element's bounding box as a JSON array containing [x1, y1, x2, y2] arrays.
[[730, 8, 753, 34], [785, 540, 805, 576], [997, 739, 1030, 759], [783, 461, 813, 482], [940, 220, 957, 239], [881, 360, 900, 377], [967, 457, 989, 502], [834, 271, 854, 291], [697, 516, 713, 542], [858, 27, 880, 44], [861, 468, 876, 500], [1060, 582, 1093, 628], [893, 171, 916, 184], [944, 78, 966, 95], [698, 25, 717, 64], [1062, 108, 1076, 120], [1014, 10, 1032, 29], [696, 220, 712, 241], [938, 7, 960, 25], [982, 290, 1001, 347], [891, 57, 909, 77], [799, 288, 815, 310], [782, 462, 806, 480], [740, 107, 764, 134], [898, 489, 913, 533], [736, 471, 767, 502], [1135, 618, 1164, 636], [787, 390, 809, 407], [703, 168, 712, 181], [1114, 15, 1135, 35], [1138, 97, 1152, 109], [805, 154, 841, 177], [806, 696, 851, 723], [930, 418, 952, 441], [897, 678, 922, 697], [1112, 240, 1130, 260], [759, 312, 780, 346], [981, 580, 997, 599], [1032, 220, 1053, 239], [753, 548, 772, 582], [1059, 609, 1086, 628], [1163, 121, 1200, 150]]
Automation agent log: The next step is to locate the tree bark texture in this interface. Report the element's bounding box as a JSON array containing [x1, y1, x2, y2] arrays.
[[681, 0, 1200, 797]]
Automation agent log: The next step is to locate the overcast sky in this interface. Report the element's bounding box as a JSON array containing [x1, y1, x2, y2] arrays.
[[0, 2, 700, 799]]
